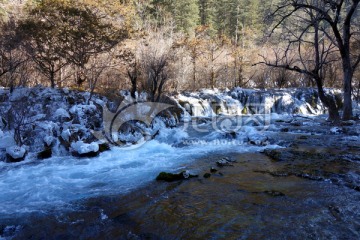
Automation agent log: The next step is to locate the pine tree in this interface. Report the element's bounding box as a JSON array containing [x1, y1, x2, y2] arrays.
[[213, 0, 231, 36], [173, 0, 199, 34], [198, 0, 216, 34]]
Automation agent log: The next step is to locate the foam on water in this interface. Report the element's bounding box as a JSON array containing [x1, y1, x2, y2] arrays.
[[0, 127, 279, 217]]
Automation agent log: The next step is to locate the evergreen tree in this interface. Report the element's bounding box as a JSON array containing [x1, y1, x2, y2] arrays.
[[198, 0, 216, 34], [213, 0, 231, 36], [173, 0, 199, 34]]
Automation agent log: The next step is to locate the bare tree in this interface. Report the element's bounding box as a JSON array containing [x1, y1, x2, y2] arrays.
[[18, 16, 67, 88], [127, 59, 140, 99], [0, 18, 28, 91], [139, 32, 173, 102], [6, 97, 38, 146], [205, 37, 228, 89], [87, 52, 118, 104], [264, 0, 360, 120]]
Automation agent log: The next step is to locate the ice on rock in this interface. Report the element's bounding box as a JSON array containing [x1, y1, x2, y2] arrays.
[[242, 126, 269, 145], [69, 103, 97, 115], [54, 108, 70, 119], [175, 88, 335, 118], [71, 141, 99, 155], [6, 146, 26, 160], [62, 87, 69, 94], [330, 127, 343, 134], [0, 133, 16, 148], [61, 129, 71, 142], [44, 136, 54, 147], [95, 98, 105, 106]]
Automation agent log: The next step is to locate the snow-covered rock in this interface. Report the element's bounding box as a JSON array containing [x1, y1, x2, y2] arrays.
[[216, 157, 235, 167], [0, 133, 16, 149], [44, 136, 55, 147], [61, 129, 71, 142], [6, 146, 26, 162], [330, 127, 343, 134], [241, 126, 269, 145], [70, 141, 99, 157], [54, 108, 70, 119]]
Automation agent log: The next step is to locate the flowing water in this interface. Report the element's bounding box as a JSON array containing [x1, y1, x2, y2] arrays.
[[1, 116, 360, 239]]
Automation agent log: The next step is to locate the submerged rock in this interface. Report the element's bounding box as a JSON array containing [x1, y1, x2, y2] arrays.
[[156, 171, 198, 182], [203, 173, 211, 178], [216, 157, 235, 167], [263, 190, 285, 197]]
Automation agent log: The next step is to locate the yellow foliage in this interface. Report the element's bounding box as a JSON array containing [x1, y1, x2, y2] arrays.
[[24, 0, 135, 35]]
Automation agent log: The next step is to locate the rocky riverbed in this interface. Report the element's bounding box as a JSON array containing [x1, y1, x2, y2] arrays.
[[2, 116, 359, 239]]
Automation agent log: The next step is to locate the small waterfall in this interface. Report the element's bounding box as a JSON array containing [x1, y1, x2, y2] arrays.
[[175, 88, 342, 117]]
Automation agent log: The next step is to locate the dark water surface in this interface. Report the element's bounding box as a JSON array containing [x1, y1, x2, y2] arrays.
[[3, 150, 360, 240]]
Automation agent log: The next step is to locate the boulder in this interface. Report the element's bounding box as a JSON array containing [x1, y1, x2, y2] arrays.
[[70, 141, 100, 158], [6, 146, 26, 162]]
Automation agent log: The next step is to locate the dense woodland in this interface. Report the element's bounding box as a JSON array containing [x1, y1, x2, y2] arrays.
[[0, 0, 359, 120]]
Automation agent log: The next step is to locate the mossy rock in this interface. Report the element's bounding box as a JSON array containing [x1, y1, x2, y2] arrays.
[[37, 147, 52, 160], [241, 107, 248, 115], [156, 171, 198, 182]]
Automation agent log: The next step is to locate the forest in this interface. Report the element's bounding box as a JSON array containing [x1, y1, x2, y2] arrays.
[[0, 0, 359, 120]]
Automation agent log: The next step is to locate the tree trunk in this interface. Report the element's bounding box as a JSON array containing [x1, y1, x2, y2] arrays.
[[315, 78, 340, 122], [192, 57, 196, 90], [342, 68, 353, 120], [50, 71, 55, 88]]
